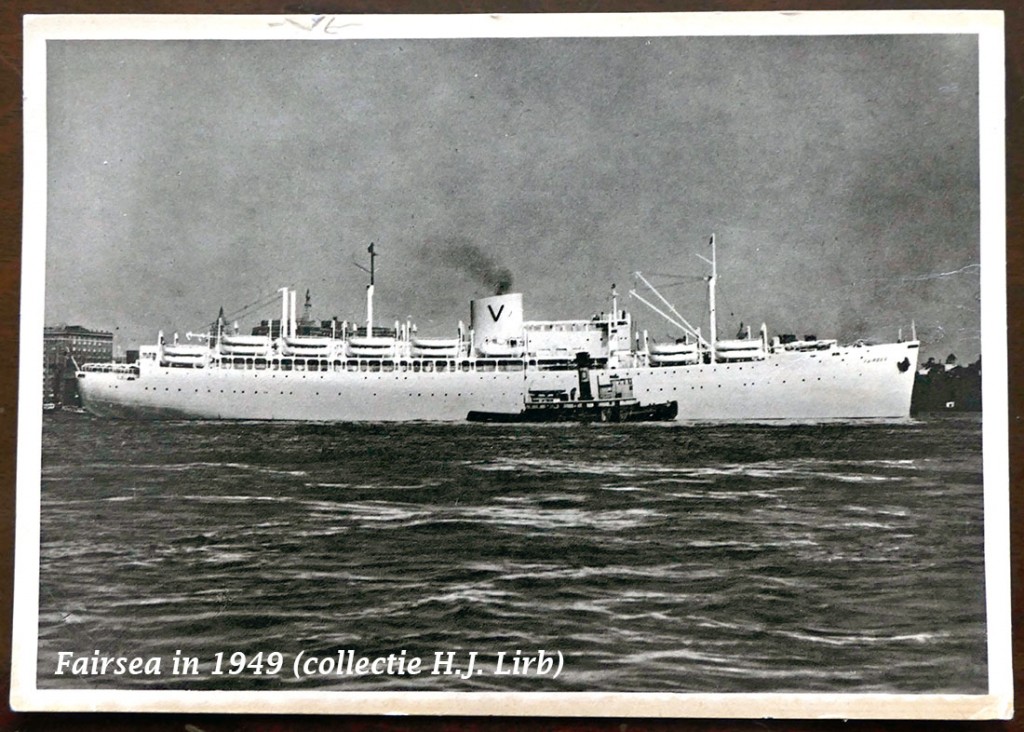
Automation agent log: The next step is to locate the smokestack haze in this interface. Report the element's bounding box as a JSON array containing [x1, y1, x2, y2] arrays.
[[429, 240, 514, 296]]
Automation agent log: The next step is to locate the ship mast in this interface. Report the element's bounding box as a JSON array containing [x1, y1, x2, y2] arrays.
[[697, 233, 718, 361], [366, 242, 376, 335]]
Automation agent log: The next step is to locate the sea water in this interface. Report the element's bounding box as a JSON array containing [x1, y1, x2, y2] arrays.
[[35, 413, 987, 692]]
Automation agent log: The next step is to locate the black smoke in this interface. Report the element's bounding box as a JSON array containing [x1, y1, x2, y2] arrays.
[[427, 239, 514, 295]]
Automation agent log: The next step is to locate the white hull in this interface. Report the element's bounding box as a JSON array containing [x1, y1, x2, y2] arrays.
[[78, 341, 918, 422]]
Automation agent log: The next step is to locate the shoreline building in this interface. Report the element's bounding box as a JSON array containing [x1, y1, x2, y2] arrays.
[[43, 325, 113, 406]]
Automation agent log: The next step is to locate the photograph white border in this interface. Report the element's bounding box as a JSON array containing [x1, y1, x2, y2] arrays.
[[13, 10, 1010, 718]]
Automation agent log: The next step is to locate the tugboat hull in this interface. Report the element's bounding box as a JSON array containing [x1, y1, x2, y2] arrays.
[[467, 399, 678, 423]]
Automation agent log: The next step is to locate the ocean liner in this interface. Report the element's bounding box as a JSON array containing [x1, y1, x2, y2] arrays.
[[76, 239, 919, 421]]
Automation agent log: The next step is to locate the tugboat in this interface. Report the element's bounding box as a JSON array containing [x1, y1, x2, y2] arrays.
[[467, 353, 678, 423]]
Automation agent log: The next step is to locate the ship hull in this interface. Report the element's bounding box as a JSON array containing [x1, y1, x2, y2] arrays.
[[77, 341, 918, 422]]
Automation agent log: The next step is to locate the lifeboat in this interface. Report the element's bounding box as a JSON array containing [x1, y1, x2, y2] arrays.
[[161, 344, 208, 366], [412, 337, 460, 349], [650, 341, 697, 355], [649, 354, 700, 365], [346, 336, 396, 358], [281, 335, 336, 356], [411, 336, 461, 357], [284, 336, 333, 348], [782, 338, 836, 352], [715, 338, 765, 361], [716, 338, 763, 351], [220, 345, 270, 356], [475, 340, 525, 358], [220, 335, 272, 356], [649, 341, 700, 365], [162, 344, 208, 357], [222, 335, 271, 347]]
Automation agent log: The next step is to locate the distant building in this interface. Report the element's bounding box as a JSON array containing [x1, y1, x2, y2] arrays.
[[911, 355, 982, 413], [250, 290, 340, 338], [43, 325, 113, 406]]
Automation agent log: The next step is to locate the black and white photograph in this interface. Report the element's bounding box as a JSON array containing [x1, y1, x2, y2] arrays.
[[12, 11, 1010, 718]]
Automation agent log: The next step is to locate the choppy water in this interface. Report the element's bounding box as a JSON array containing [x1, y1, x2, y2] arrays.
[[36, 413, 987, 692]]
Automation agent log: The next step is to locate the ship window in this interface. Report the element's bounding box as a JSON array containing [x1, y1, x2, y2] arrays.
[[347, 360, 359, 372], [434, 361, 447, 372], [381, 361, 395, 372], [398, 361, 409, 372], [255, 359, 267, 370], [319, 360, 329, 372], [478, 360, 496, 372], [461, 361, 471, 372], [368, 361, 381, 373], [332, 360, 343, 372], [281, 360, 293, 371], [422, 361, 434, 373]]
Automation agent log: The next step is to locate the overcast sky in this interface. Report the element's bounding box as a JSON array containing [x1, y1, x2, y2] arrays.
[[45, 33, 981, 360]]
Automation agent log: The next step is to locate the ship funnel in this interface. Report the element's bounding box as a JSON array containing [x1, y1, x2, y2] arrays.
[[470, 293, 523, 348]]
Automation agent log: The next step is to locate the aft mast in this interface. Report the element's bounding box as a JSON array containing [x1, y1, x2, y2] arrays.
[[366, 242, 376, 335]]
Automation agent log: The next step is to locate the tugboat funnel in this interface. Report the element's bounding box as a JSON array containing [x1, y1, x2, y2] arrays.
[[575, 352, 593, 401]]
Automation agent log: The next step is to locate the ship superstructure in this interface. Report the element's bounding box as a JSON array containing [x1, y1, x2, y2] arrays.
[[76, 238, 919, 421]]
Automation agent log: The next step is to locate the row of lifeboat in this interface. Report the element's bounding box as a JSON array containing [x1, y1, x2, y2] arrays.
[[648, 337, 767, 365], [161, 334, 473, 363], [166, 336, 770, 367]]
